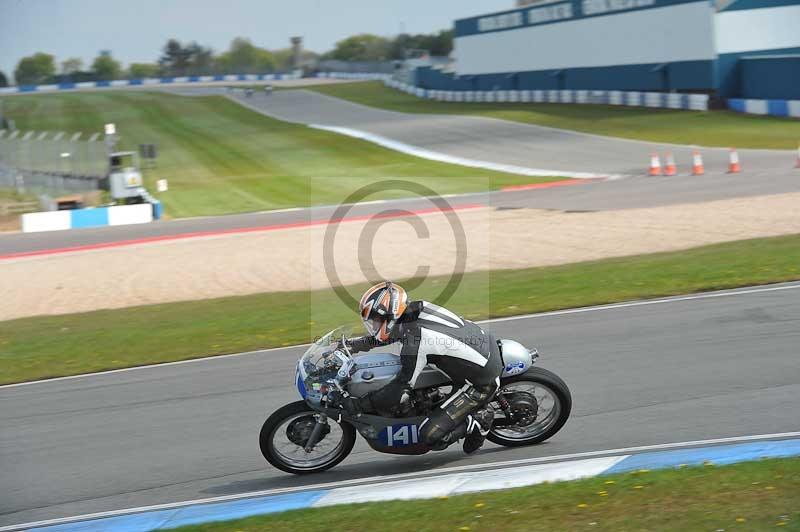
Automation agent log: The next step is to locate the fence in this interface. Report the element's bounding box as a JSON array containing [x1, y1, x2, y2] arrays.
[[0, 129, 107, 194], [382, 77, 710, 111], [0, 72, 302, 96]]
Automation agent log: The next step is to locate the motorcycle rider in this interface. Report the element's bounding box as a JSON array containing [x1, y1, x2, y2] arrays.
[[339, 281, 503, 454]]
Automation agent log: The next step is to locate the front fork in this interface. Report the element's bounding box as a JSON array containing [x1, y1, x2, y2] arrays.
[[303, 413, 328, 452]]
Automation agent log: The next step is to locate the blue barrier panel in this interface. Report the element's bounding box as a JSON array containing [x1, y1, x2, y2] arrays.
[[71, 208, 109, 229], [160, 77, 174, 84], [188, 76, 200, 82], [237, 74, 247, 81], [58, 82, 76, 90], [213, 74, 225, 81], [96, 80, 110, 87], [727, 98, 746, 113], [19, 85, 38, 92], [128, 79, 143, 85], [151, 201, 163, 220], [767, 99, 789, 117], [275, 73, 283, 80]]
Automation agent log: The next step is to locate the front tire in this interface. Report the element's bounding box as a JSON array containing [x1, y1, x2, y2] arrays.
[[260, 401, 356, 475], [487, 367, 572, 447]]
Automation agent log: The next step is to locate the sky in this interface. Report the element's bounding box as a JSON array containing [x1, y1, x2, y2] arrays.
[[0, 0, 510, 80]]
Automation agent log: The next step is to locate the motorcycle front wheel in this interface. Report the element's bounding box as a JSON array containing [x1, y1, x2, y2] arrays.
[[260, 401, 356, 475], [488, 367, 572, 447]]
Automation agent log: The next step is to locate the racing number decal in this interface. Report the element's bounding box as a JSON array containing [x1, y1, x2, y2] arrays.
[[384, 424, 419, 446]]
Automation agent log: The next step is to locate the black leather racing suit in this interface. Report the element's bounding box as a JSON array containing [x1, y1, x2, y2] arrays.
[[347, 300, 503, 447]]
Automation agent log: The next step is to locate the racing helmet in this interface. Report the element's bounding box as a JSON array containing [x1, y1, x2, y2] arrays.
[[359, 281, 408, 342]]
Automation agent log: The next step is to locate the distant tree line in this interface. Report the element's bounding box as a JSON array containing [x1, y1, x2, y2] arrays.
[[3, 29, 453, 86], [325, 30, 453, 62]]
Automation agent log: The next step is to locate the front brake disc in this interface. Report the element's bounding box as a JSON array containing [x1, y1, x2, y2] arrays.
[[286, 415, 330, 446]]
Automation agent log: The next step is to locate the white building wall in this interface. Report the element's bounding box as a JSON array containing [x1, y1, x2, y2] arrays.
[[715, 4, 800, 54], [454, 1, 715, 75]]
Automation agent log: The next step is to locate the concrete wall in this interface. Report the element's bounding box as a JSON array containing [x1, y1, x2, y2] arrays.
[[21, 204, 154, 233], [454, 1, 715, 76], [739, 56, 800, 100], [449, 0, 800, 98], [715, 2, 800, 98]]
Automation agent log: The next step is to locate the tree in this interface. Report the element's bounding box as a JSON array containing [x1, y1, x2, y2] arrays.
[[92, 50, 122, 80], [272, 48, 294, 71], [159, 39, 191, 75], [273, 47, 318, 70], [61, 57, 83, 75], [14, 53, 56, 85], [216, 38, 275, 73], [158, 39, 215, 75], [128, 63, 160, 79], [0, 71, 8, 88], [388, 30, 453, 60], [327, 34, 390, 62], [185, 42, 214, 75]]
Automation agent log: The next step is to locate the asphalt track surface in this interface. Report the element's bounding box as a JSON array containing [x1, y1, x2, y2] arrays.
[[226, 88, 796, 176], [2, 283, 799, 526], [2, 87, 799, 256]]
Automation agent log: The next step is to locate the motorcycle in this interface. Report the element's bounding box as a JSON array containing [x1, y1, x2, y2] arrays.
[[260, 326, 572, 474]]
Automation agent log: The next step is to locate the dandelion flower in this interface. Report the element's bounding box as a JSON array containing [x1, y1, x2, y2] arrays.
[[597, 491, 608, 496], [577, 503, 589, 508], [633, 485, 644, 489], [736, 518, 746, 523], [475, 503, 485, 509], [604, 480, 616, 485]]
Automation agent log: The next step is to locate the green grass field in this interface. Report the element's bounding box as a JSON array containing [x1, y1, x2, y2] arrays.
[[0, 91, 555, 218], [174, 458, 800, 532], [2, 233, 799, 384], [309, 82, 800, 149]]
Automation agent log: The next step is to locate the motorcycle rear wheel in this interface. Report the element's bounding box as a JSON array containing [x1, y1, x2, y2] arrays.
[[487, 367, 572, 447], [260, 401, 356, 475]]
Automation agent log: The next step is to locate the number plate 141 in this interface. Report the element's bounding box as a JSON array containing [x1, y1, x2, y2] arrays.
[[380, 424, 419, 446]]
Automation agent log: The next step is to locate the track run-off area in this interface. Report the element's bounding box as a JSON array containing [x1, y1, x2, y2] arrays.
[[3, 85, 800, 256], [2, 282, 799, 527]]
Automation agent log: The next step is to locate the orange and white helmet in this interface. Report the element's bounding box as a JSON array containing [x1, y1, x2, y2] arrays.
[[359, 281, 408, 342]]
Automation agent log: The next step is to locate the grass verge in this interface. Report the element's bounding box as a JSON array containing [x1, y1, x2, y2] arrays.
[[173, 458, 800, 532], [308, 81, 800, 150], [0, 91, 555, 218], [1, 233, 799, 384]]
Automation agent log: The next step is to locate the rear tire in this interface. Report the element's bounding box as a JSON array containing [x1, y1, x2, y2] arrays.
[[487, 367, 572, 447], [260, 401, 356, 475]]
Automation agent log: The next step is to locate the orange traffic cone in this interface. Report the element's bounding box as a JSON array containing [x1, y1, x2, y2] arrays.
[[692, 150, 705, 176], [648, 153, 662, 176], [664, 152, 677, 176], [727, 148, 741, 173]]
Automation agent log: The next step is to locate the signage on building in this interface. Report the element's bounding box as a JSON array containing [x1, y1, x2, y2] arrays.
[[460, 0, 697, 36]]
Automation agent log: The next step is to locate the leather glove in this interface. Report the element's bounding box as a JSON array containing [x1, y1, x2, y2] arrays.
[[327, 390, 365, 415]]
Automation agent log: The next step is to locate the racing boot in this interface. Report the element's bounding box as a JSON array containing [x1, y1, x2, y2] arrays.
[[462, 407, 494, 454]]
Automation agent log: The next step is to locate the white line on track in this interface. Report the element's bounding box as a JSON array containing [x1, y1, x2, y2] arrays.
[[2, 431, 798, 532], [2, 282, 798, 390], [309, 124, 611, 179], [484, 282, 800, 324]]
